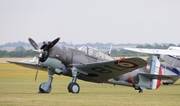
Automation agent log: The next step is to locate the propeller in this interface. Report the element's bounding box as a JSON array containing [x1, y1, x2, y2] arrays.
[[28, 37, 60, 81]]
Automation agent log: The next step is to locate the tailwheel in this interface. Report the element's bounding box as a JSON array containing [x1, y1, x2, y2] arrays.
[[39, 82, 52, 93], [139, 89, 143, 93], [67, 82, 80, 93]]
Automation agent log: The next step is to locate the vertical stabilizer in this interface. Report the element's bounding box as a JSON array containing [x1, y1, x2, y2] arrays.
[[150, 55, 162, 89]]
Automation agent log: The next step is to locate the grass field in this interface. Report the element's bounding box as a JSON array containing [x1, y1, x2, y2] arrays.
[[1, 62, 180, 106]]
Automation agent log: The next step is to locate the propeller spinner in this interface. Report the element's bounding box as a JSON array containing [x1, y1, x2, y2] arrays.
[[28, 37, 60, 81]]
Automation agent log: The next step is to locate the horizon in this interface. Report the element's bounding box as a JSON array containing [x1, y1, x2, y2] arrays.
[[0, 40, 179, 46]]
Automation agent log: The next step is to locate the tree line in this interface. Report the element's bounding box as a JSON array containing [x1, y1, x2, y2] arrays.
[[0, 50, 36, 57], [0, 44, 179, 57], [0, 46, 36, 57]]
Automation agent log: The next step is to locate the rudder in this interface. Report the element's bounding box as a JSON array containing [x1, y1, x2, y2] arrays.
[[150, 55, 162, 89]]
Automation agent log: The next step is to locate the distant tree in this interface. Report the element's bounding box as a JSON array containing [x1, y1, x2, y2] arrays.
[[144, 44, 154, 48], [162, 44, 169, 49], [111, 50, 119, 55], [0, 49, 36, 57], [136, 43, 176, 49], [136, 45, 144, 48], [0, 50, 8, 57], [15, 46, 26, 51], [25, 50, 36, 57], [168, 43, 176, 47], [136, 44, 153, 48]]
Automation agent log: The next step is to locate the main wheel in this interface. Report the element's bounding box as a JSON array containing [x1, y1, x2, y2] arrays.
[[67, 82, 80, 93], [39, 82, 52, 93]]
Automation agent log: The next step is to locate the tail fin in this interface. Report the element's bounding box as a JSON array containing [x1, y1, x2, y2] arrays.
[[150, 55, 162, 89], [136, 55, 179, 91]]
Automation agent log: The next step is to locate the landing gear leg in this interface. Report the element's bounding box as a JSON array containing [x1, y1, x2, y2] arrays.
[[67, 66, 80, 93], [39, 69, 54, 93]]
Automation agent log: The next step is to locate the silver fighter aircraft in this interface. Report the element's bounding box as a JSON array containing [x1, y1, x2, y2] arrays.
[[7, 37, 177, 93]]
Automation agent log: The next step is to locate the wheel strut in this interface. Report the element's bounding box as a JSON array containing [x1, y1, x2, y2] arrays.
[[39, 69, 54, 93], [67, 66, 80, 93]]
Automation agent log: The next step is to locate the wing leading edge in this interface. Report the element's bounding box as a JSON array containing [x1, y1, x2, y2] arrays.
[[6, 60, 46, 71]]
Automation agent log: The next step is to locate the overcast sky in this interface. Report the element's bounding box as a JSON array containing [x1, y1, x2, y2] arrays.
[[0, 0, 180, 45]]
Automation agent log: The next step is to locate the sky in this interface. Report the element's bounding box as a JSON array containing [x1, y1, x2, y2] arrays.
[[0, 0, 180, 45]]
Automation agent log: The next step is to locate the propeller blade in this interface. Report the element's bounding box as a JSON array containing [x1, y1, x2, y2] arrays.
[[28, 38, 39, 50], [29, 37, 60, 81], [43, 37, 60, 51], [34, 67, 39, 81], [35, 59, 40, 81]]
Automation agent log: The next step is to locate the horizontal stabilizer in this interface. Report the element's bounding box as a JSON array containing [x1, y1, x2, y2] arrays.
[[139, 73, 179, 80]]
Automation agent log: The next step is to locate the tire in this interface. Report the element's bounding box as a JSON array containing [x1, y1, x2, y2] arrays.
[[39, 82, 52, 93], [67, 82, 80, 93]]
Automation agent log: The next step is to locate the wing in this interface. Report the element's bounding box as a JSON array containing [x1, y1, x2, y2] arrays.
[[6, 60, 47, 71], [7, 58, 147, 83], [73, 57, 147, 83], [124, 48, 180, 56]]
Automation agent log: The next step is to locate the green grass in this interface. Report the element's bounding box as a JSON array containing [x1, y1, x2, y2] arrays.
[[0, 63, 180, 106]]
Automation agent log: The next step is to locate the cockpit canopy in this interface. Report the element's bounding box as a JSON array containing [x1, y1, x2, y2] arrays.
[[78, 46, 114, 60]]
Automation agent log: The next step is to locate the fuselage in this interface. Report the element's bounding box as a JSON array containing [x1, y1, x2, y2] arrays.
[[48, 45, 114, 66], [160, 55, 180, 68], [159, 46, 180, 68], [45, 44, 154, 88]]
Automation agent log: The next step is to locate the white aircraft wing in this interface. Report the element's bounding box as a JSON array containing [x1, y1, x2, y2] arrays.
[[124, 48, 180, 56]]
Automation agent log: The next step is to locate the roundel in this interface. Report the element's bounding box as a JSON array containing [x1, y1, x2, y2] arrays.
[[115, 61, 138, 68]]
